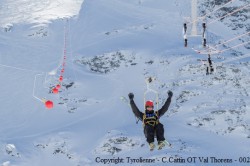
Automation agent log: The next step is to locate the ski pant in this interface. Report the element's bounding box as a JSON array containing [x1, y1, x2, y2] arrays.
[[144, 123, 165, 144]]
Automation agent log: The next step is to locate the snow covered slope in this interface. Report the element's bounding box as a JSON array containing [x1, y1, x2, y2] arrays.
[[0, 0, 250, 165], [0, 0, 83, 27]]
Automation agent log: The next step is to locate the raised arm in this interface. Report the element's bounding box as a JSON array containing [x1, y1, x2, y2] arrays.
[[128, 93, 143, 121], [158, 91, 173, 117]]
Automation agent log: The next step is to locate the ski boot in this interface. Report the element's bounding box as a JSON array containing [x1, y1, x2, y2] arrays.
[[158, 140, 172, 150], [149, 142, 155, 151], [158, 141, 165, 150]]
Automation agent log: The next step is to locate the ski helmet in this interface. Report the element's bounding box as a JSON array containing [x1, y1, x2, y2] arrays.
[[145, 100, 154, 107]]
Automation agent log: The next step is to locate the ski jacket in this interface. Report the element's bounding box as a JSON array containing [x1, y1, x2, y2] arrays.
[[130, 96, 171, 121]]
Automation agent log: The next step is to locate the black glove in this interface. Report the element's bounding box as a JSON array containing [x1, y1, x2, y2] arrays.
[[128, 93, 134, 100], [168, 90, 173, 98]]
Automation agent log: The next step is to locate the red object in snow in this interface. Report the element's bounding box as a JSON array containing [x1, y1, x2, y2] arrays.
[[52, 88, 59, 94], [56, 84, 61, 89], [59, 76, 63, 82], [61, 69, 64, 73], [45, 100, 53, 109]]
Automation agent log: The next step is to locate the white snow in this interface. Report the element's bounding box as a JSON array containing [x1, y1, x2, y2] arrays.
[[1, 161, 10, 166], [0, 0, 84, 27], [0, 0, 249, 165], [5, 144, 16, 154]]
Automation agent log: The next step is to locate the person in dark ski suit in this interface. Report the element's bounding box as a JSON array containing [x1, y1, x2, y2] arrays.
[[128, 91, 173, 150]]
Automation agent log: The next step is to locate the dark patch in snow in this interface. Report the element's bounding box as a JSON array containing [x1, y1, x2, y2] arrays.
[[76, 51, 137, 74], [94, 131, 143, 155]]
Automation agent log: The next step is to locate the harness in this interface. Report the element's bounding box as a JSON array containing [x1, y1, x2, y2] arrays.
[[143, 111, 159, 127]]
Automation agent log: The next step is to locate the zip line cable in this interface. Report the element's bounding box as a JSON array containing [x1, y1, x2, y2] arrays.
[[189, 0, 237, 24], [33, 19, 71, 108], [208, 3, 250, 25], [194, 31, 250, 54], [49, 21, 68, 75], [68, 18, 78, 82], [213, 31, 250, 48], [194, 40, 250, 55], [1, 19, 74, 109], [219, 53, 250, 64], [219, 40, 250, 53]]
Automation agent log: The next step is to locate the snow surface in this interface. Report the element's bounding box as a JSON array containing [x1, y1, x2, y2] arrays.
[[0, 0, 250, 165]]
